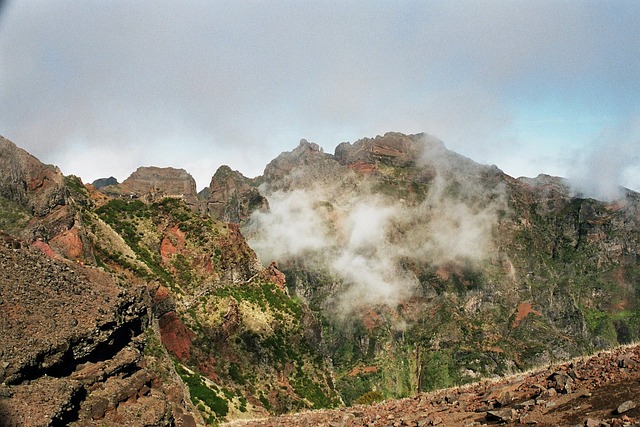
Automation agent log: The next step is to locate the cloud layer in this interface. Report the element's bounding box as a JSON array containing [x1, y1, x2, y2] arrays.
[[0, 1, 639, 192]]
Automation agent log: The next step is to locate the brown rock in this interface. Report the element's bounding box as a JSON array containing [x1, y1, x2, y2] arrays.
[[158, 311, 195, 362], [585, 418, 601, 427], [486, 408, 518, 422], [205, 165, 267, 223], [120, 166, 198, 206]]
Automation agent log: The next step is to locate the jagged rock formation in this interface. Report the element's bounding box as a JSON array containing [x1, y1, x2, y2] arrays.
[[261, 139, 357, 193], [1, 135, 339, 425], [334, 131, 428, 167], [205, 165, 267, 223], [0, 136, 96, 264], [3, 131, 640, 425], [0, 136, 67, 218], [0, 232, 199, 426]]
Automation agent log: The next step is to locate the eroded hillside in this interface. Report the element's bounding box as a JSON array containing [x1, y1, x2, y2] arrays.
[[2, 132, 640, 426], [239, 132, 640, 405], [0, 136, 340, 425]]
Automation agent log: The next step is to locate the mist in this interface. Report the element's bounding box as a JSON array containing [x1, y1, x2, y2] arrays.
[[568, 120, 640, 202], [245, 136, 508, 315]]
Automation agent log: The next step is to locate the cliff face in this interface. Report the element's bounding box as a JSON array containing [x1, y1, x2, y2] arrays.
[[0, 136, 67, 217], [0, 135, 340, 425], [119, 166, 199, 207], [205, 165, 267, 223], [0, 232, 199, 427]]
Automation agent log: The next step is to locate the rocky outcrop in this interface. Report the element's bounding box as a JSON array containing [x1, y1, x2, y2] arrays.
[[205, 165, 267, 223], [91, 176, 118, 189], [0, 232, 199, 426], [0, 136, 88, 259], [261, 139, 353, 193], [334, 131, 429, 167], [246, 131, 640, 405], [0, 136, 67, 218], [120, 166, 198, 207]]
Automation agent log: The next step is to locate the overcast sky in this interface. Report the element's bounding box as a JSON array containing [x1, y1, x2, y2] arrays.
[[1, 1, 639, 195]]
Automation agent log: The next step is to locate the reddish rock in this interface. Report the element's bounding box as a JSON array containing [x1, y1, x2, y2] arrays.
[[152, 285, 176, 318], [263, 261, 286, 289], [158, 311, 194, 363], [160, 225, 186, 264], [205, 165, 267, 223], [49, 225, 84, 260], [31, 239, 62, 260]]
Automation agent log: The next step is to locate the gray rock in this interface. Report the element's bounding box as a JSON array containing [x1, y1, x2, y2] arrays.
[[616, 400, 636, 414]]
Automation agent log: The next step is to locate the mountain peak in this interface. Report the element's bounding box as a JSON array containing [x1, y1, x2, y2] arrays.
[[119, 166, 198, 206]]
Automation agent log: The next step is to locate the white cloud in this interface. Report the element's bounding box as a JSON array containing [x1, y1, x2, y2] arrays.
[[0, 1, 638, 194]]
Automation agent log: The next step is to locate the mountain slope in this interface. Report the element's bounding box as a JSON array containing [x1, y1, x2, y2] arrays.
[[223, 343, 640, 427], [241, 132, 640, 404], [0, 135, 343, 425], [2, 131, 640, 425]]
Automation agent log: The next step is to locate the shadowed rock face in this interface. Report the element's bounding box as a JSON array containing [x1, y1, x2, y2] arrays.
[[0, 232, 198, 426], [120, 166, 198, 207], [205, 165, 267, 223], [91, 176, 118, 189]]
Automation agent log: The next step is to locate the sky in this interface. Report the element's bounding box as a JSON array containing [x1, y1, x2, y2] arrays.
[[0, 1, 639, 196]]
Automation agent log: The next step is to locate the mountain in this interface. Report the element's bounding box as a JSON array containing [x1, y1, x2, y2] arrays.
[[242, 132, 640, 404], [1, 132, 640, 426], [0, 136, 339, 426], [204, 165, 267, 223]]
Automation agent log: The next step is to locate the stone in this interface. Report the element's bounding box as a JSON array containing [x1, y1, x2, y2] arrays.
[[486, 408, 518, 422], [539, 388, 557, 399], [205, 165, 267, 223], [616, 400, 636, 414]]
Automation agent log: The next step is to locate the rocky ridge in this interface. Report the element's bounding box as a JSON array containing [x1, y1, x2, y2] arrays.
[[0, 135, 340, 425], [242, 131, 640, 406], [204, 165, 267, 223]]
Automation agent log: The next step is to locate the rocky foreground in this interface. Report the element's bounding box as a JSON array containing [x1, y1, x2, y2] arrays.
[[224, 344, 640, 427], [0, 232, 200, 426]]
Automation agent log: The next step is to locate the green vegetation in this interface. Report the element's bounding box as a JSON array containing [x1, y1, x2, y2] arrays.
[[143, 327, 165, 358], [176, 364, 229, 423], [0, 196, 30, 234], [84, 166, 640, 421], [64, 175, 89, 198], [354, 390, 384, 405]]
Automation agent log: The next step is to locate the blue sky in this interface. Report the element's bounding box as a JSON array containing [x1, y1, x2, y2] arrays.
[[0, 1, 638, 197]]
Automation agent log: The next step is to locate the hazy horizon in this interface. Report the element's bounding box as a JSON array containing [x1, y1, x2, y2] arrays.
[[1, 1, 638, 197]]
